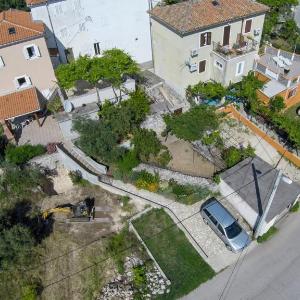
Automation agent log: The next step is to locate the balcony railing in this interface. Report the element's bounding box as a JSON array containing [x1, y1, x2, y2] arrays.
[[212, 40, 258, 60]]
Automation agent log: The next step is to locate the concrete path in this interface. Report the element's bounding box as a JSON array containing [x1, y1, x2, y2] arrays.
[[183, 212, 300, 300]]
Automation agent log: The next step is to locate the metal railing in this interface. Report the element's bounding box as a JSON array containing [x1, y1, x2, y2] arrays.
[[212, 41, 257, 60]]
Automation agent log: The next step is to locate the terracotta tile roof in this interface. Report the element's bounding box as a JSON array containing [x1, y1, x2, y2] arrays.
[[149, 0, 269, 35], [0, 87, 41, 120], [0, 9, 44, 46], [26, 0, 47, 6]]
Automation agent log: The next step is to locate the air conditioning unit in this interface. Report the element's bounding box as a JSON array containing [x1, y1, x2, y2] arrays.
[[254, 28, 261, 36], [190, 49, 198, 57], [189, 63, 197, 73]]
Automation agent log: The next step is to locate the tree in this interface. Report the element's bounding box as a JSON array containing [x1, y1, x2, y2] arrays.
[[132, 129, 162, 160], [55, 49, 139, 101], [186, 81, 227, 101], [0, 0, 28, 12], [164, 105, 220, 141], [269, 95, 286, 112], [73, 118, 125, 164]]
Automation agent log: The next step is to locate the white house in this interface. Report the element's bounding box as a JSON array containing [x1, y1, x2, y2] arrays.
[[220, 156, 300, 236], [27, 0, 155, 65]]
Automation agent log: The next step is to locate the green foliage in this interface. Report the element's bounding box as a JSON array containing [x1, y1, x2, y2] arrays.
[[68, 170, 90, 187], [202, 131, 224, 148], [73, 118, 124, 164], [0, 224, 35, 270], [0, 0, 28, 12], [165, 179, 212, 205], [290, 201, 299, 212], [222, 144, 255, 168], [231, 71, 264, 111], [132, 265, 147, 288], [132, 209, 215, 299], [21, 283, 39, 300], [55, 49, 139, 91], [133, 170, 160, 192], [157, 149, 172, 167], [132, 129, 162, 161], [0, 165, 44, 208], [116, 150, 140, 178], [186, 81, 227, 101], [213, 174, 221, 184], [257, 226, 278, 243], [269, 95, 286, 112], [47, 96, 62, 113], [5, 144, 46, 165], [99, 89, 150, 139], [164, 105, 219, 141]]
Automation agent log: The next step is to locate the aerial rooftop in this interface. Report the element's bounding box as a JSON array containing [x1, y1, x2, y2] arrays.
[[0, 9, 44, 47], [149, 0, 268, 35]]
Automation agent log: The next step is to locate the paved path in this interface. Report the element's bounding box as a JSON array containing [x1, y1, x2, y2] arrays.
[[223, 105, 300, 167], [183, 212, 300, 300]]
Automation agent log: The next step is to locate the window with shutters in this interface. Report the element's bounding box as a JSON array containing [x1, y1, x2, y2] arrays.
[[200, 32, 211, 47], [23, 44, 40, 60], [244, 19, 252, 33], [199, 60, 206, 73], [14, 75, 31, 89]]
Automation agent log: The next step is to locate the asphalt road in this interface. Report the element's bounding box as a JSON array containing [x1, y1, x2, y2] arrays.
[[183, 212, 300, 300]]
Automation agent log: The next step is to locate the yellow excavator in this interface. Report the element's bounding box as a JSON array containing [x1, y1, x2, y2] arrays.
[[42, 207, 72, 219]]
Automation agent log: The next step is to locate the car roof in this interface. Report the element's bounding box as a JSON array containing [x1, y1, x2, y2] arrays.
[[203, 198, 236, 227]]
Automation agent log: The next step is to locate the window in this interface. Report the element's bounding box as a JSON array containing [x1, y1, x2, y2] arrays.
[[200, 32, 211, 47], [198, 60, 206, 73], [94, 42, 100, 55], [8, 27, 16, 35], [288, 88, 297, 98], [225, 221, 242, 239], [217, 224, 225, 235], [215, 60, 223, 70], [245, 19, 252, 33], [0, 56, 4, 68], [203, 209, 211, 217], [23, 45, 40, 60], [209, 215, 218, 226], [236, 61, 245, 76], [14, 75, 31, 89], [223, 25, 231, 46]]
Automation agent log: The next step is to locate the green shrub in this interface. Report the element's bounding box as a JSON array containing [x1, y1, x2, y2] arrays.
[[133, 265, 147, 288], [47, 96, 62, 113], [69, 170, 89, 186], [222, 144, 255, 168], [290, 201, 299, 212], [5, 144, 46, 165], [116, 150, 140, 178], [213, 174, 221, 184], [133, 170, 160, 192], [257, 226, 278, 243], [157, 149, 172, 167]]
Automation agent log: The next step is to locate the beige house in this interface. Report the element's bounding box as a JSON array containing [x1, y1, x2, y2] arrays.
[[0, 9, 57, 135], [149, 0, 269, 96]]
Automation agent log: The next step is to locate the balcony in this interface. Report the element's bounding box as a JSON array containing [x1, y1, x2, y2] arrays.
[[212, 39, 258, 60]]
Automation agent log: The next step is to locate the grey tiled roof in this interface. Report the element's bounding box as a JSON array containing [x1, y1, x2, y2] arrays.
[[221, 156, 300, 222]]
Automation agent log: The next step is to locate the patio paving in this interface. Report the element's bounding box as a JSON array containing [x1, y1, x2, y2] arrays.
[[17, 115, 63, 146]]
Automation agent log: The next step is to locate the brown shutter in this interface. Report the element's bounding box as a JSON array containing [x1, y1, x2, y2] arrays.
[[223, 25, 230, 46], [199, 60, 206, 73], [200, 33, 205, 47], [245, 19, 252, 33], [207, 32, 211, 45]]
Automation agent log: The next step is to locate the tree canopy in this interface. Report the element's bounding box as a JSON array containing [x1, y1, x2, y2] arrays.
[[164, 105, 220, 141], [186, 81, 227, 101], [55, 49, 139, 94]]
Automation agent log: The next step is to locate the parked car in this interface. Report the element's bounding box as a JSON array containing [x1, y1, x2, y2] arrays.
[[200, 198, 251, 253]]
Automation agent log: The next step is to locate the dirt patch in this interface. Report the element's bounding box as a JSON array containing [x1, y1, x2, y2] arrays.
[[164, 135, 216, 178]]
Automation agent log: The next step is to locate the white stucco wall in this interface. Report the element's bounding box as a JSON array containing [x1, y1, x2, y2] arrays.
[[30, 0, 152, 64]]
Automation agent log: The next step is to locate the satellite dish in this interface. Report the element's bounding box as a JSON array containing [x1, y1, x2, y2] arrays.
[[64, 100, 73, 113]]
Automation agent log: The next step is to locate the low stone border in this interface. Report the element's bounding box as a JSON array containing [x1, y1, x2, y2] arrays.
[[128, 208, 169, 281]]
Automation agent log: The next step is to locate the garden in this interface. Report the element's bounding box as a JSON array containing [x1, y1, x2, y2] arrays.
[[132, 208, 215, 299]]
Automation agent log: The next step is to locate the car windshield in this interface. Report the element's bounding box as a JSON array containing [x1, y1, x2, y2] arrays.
[[225, 221, 242, 239]]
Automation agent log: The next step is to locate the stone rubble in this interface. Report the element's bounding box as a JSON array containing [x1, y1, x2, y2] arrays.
[[99, 255, 171, 299]]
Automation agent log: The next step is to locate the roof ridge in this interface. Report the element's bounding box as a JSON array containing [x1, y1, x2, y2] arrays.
[[2, 19, 44, 34]]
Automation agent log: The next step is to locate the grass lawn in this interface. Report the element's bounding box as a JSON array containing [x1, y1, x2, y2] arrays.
[[284, 104, 300, 120], [132, 208, 215, 299]]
